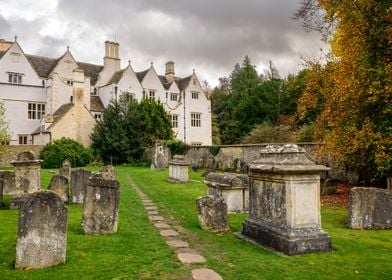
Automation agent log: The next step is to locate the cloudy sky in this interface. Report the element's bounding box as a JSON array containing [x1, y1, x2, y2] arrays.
[[0, 0, 326, 86]]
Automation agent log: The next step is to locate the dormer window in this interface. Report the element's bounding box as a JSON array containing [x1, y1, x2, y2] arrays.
[[149, 90, 156, 100], [8, 73, 23, 84], [170, 92, 178, 101], [191, 92, 199, 99]]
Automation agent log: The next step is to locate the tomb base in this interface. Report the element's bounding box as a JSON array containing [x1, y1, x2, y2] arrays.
[[240, 218, 332, 256]]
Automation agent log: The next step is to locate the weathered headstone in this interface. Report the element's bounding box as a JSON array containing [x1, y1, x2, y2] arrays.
[[205, 172, 249, 213], [15, 191, 68, 269], [59, 159, 71, 183], [168, 155, 191, 183], [82, 174, 120, 235], [70, 169, 92, 203], [47, 175, 69, 202], [196, 195, 230, 232], [0, 170, 15, 195], [238, 144, 332, 256], [10, 151, 42, 195], [152, 140, 169, 169], [100, 165, 116, 180], [348, 187, 392, 229]]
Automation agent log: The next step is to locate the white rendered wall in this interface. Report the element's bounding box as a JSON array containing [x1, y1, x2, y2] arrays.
[[184, 74, 212, 145], [117, 66, 144, 100]]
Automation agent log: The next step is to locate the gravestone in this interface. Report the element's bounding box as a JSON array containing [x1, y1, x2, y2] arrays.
[[100, 165, 116, 180], [205, 172, 249, 213], [15, 191, 68, 269], [47, 175, 69, 202], [152, 140, 169, 169], [10, 151, 41, 195], [238, 144, 332, 256], [70, 169, 92, 203], [168, 155, 191, 183], [59, 159, 71, 182], [348, 187, 392, 229], [82, 174, 120, 235], [196, 195, 230, 232], [0, 170, 15, 195]]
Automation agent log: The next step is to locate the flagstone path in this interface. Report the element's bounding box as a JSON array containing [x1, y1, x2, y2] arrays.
[[127, 175, 223, 280]]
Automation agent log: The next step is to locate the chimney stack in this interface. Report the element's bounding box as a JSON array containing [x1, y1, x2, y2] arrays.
[[165, 61, 175, 83], [103, 41, 120, 72]]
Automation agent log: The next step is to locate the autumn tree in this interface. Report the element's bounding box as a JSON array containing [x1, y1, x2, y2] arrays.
[[295, 0, 392, 185]]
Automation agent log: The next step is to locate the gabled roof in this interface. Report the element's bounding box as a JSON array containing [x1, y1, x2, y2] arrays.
[[176, 75, 192, 91], [26, 54, 59, 78], [158, 75, 173, 90], [0, 51, 7, 59], [107, 69, 125, 85], [90, 95, 105, 112], [77, 62, 103, 85], [135, 69, 149, 83], [47, 103, 74, 130]]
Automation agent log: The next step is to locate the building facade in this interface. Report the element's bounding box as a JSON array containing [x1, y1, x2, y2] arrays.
[[0, 38, 212, 147]]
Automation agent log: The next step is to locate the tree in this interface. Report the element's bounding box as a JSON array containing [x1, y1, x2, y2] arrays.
[[91, 94, 173, 164], [0, 99, 10, 149], [295, 1, 392, 185], [138, 98, 173, 146]]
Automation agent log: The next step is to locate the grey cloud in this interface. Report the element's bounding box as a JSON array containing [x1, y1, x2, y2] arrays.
[[3, 1, 325, 84]]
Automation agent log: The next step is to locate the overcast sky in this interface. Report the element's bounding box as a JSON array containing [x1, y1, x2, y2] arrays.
[[0, 0, 327, 86]]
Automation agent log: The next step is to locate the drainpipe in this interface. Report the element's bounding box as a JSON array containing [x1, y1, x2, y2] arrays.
[[183, 90, 186, 143]]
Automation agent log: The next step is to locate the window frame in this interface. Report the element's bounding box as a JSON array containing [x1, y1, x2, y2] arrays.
[[191, 112, 201, 127], [28, 102, 46, 120], [191, 91, 199, 99], [8, 72, 23, 84], [171, 114, 179, 128], [18, 135, 28, 145]]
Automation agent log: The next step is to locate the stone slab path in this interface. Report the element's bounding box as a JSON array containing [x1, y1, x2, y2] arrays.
[[127, 175, 223, 280]]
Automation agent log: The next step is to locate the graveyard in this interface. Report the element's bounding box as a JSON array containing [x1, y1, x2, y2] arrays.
[[0, 164, 391, 280]]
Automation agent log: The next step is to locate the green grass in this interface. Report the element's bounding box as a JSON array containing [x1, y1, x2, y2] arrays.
[[127, 167, 392, 280], [0, 166, 391, 279]]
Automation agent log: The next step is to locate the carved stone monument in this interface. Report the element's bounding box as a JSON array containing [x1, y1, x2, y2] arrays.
[[15, 191, 68, 269], [348, 187, 392, 229], [238, 144, 332, 256], [168, 155, 191, 183], [204, 172, 249, 213], [47, 175, 69, 202], [70, 169, 92, 203], [10, 151, 42, 195], [82, 173, 120, 235], [59, 159, 71, 182], [196, 195, 230, 232], [152, 140, 169, 169], [100, 165, 117, 180]]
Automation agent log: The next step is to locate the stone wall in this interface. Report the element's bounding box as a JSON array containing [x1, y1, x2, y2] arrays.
[[183, 143, 357, 182], [0, 145, 43, 167]]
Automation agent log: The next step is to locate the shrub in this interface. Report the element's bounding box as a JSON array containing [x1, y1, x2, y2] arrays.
[[40, 137, 93, 168], [296, 123, 315, 142], [208, 146, 221, 156], [166, 139, 189, 156], [241, 124, 293, 144]]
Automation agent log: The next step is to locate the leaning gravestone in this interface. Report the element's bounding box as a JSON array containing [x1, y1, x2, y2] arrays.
[[348, 187, 392, 229], [70, 169, 92, 203], [82, 173, 120, 235], [196, 195, 230, 232], [238, 144, 332, 256], [47, 175, 69, 202], [15, 191, 68, 269]]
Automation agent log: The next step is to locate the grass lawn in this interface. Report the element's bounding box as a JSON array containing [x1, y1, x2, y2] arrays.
[[0, 166, 391, 279]]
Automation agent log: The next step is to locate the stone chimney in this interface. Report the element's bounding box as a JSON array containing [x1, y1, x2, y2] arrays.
[[73, 68, 85, 107], [165, 61, 175, 83], [103, 41, 121, 72]]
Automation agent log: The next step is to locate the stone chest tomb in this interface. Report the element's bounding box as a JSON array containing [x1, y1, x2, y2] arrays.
[[168, 155, 191, 183], [238, 144, 332, 256], [10, 151, 42, 195], [204, 172, 249, 213]]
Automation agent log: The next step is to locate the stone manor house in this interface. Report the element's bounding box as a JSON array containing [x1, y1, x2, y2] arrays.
[[0, 38, 212, 147]]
